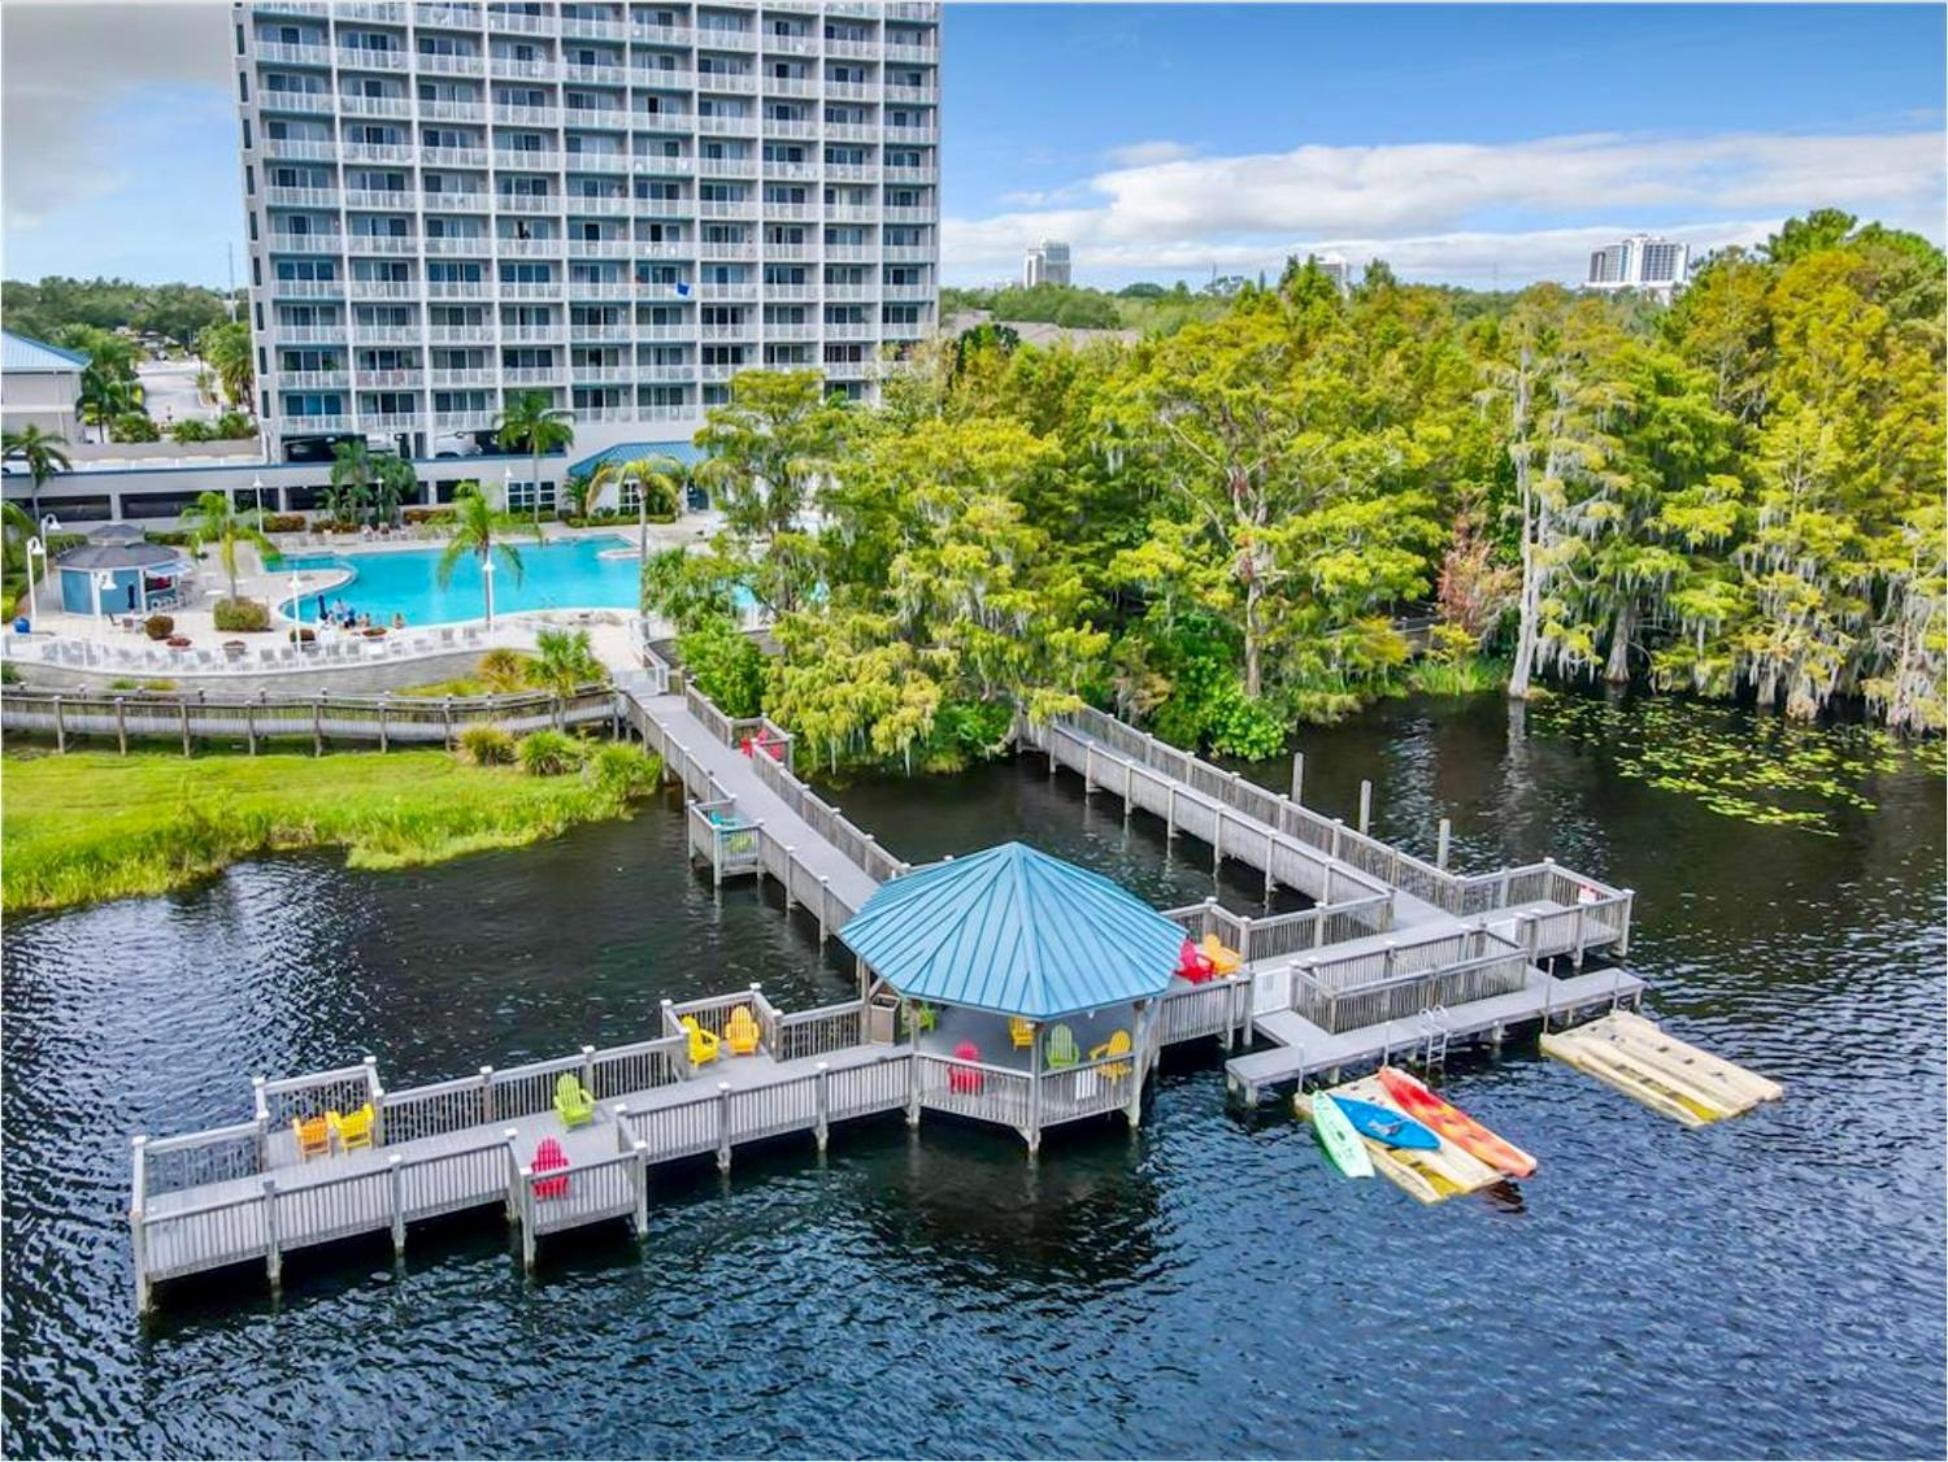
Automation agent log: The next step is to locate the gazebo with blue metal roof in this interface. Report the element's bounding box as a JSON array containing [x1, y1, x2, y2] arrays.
[[839, 842, 1185, 1150]]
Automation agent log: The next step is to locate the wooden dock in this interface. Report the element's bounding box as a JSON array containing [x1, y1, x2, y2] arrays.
[[1541, 1010, 1783, 1126]]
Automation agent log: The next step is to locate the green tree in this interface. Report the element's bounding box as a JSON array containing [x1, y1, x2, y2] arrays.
[[197, 319, 255, 410], [436, 482, 544, 626], [593, 453, 686, 559], [526, 626, 603, 698], [325, 440, 375, 526], [371, 453, 417, 527], [1, 424, 71, 522], [676, 614, 766, 717], [185, 488, 274, 605], [495, 391, 575, 522]]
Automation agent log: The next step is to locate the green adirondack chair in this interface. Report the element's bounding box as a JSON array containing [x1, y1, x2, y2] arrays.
[[1045, 1023, 1080, 1071], [555, 1071, 595, 1129]]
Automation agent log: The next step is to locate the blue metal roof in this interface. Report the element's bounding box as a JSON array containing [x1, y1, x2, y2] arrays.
[[567, 439, 703, 479], [2, 330, 90, 373], [838, 842, 1183, 1019]]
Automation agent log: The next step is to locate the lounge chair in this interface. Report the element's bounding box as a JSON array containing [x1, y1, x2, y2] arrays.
[[1045, 1024, 1080, 1071], [532, 1136, 569, 1200], [682, 1014, 720, 1067], [949, 1039, 984, 1093], [1009, 1016, 1035, 1051], [554, 1071, 595, 1128], [1199, 935, 1242, 978], [1089, 1030, 1135, 1081], [725, 1004, 760, 1056], [292, 1114, 330, 1162], [327, 1103, 376, 1152]]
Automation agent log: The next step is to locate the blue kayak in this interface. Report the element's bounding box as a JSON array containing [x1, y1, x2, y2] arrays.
[[1331, 1095, 1441, 1151]]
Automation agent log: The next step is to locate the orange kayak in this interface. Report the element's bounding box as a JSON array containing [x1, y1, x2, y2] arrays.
[[1377, 1067, 1538, 1179]]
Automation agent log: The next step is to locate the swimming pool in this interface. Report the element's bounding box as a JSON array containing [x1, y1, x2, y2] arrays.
[[274, 536, 644, 625]]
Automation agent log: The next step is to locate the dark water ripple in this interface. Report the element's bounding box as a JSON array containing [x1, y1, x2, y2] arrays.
[[3, 694, 1942, 1458]]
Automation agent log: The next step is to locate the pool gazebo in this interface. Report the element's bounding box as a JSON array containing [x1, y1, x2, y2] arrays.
[[54, 541, 191, 617], [840, 842, 1185, 1152]]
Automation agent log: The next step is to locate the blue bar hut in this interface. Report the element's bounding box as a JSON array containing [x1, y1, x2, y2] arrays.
[[839, 842, 1185, 1153]]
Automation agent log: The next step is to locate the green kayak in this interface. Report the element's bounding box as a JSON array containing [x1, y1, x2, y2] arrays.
[[1307, 1090, 1374, 1179]]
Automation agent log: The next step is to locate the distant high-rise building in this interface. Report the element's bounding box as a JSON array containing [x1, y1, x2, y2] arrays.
[[1586, 234, 1690, 298], [1022, 238, 1071, 288], [235, 0, 942, 465]]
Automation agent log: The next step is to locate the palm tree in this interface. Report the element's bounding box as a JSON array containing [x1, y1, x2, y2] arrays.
[[495, 391, 575, 524], [527, 626, 603, 698], [186, 488, 274, 605], [592, 453, 686, 560], [197, 320, 255, 409], [325, 440, 375, 527], [2, 424, 72, 522], [372, 453, 417, 527], [436, 482, 543, 628]]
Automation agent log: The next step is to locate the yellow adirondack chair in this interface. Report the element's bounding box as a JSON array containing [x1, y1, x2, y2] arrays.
[[1199, 935, 1242, 978], [1090, 1029, 1135, 1081], [292, 1114, 330, 1163], [725, 1004, 761, 1056], [682, 1014, 721, 1067], [328, 1104, 375, 1153], [1009, 1016, 1035, 1051]]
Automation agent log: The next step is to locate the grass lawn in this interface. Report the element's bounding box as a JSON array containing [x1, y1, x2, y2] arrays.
[[2, 744, 660, 914]]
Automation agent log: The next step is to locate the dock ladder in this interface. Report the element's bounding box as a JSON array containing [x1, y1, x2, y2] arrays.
[[1418, 1007, 1451, 1076]]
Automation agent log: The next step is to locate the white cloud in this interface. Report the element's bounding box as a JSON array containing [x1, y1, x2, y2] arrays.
[[1101, 140, 1195, 167], [944, 128, 1947, 286]]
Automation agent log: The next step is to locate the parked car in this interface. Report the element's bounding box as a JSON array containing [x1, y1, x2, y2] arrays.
[[432, 427, 499, 459]]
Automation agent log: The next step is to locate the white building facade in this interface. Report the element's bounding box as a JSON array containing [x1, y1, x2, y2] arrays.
[[1021, 238, 1070, 288], [1586, 233, 1690, 297], [1, 331, 90, 443], [234, 0, 940, 463]]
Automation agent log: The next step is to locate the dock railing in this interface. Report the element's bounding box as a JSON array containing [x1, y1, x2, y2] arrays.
[[1162, 892, 1396, 965], [773, 999, 869, 1062], [1044, 707, 1631, 949], [746, 743, 911, 884], [1289, 926, 1531, 1034], [1, 683, 616, 754]]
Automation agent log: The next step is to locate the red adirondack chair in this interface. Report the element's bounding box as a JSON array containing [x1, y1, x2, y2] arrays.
[[949, 1040, 984, 1094], [1176, 937, 1215, 984], [532, 1136, 570, 1200]]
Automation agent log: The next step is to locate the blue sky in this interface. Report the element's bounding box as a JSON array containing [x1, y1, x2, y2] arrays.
[[3, 3, 1942, 290]]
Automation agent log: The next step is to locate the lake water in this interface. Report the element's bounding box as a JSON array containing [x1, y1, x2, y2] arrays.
[[3, 692, 1942, 1458]]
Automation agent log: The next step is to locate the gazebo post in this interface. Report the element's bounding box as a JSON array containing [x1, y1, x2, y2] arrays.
[[901, 998, 921, 1128], [1027, 1021, 1042, 1156], [1125, 1000, 1150, 1129]]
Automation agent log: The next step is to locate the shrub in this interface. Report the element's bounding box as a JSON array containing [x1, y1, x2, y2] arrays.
[[111, 411, 160, 443], [109, 678, 139, 690], [143, 614, 175, 641], [143, 530, 194, 547], [212, 410, 256, 439], [586, 742, 660, 798], [404, 507, 456, 526], [141, 679, 177, 692], [260, 513, 305, 533], [676, 614, 765, 718], [170, 419, 215, 443], [213, 598, 271, 632], [476, 646, 528, 693], [1, 593, 16, 623], [0, 662, 18, 686], [458, 724, 516, 766], [517, 729, 585, 777]]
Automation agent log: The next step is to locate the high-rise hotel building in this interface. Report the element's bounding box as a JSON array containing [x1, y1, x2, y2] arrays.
[[234, 1, 941, 463]]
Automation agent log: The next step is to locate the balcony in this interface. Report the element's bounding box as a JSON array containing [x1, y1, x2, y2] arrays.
[[765, 161, 817, 182], [696, 71, 757, 94], [695, 27, 756, 51], [763, 202, 815, 222], [822, 320, 877, 341], [560, 15, 629, 41], [884, 42, 940, 64], [564, 108, 633, 131], [272, 278, 348, 298], [487, 9, 552, 34], [356, 368, 425, 390], [697, 156, 757, 179], [563, 64, 629, 87], [633, 155, 694, 177], [421, 99, 488, 124], [493, 103, 560, 127], [264, 186, 341, 208], [825, 204, 879, 223], [498, 280, 563, 299], [884, 125, 938, 145], [570, 322, 635, 340], [821, 357, 871, 379], [258, 90, 336, 116], [262, 138, 338, 162], [823, 122, 877, 143], [566, 152, 631, 176], [826, 164, 881, 184], [575, 404, 640, 422], [342, 141, 418, 165], [883, 205, 931, 224], [273, 325, 350, 344], [697, 114, 759, 137], [278, 370, 351, 391], [489, 55, 558, 82], [501, 324, 566, 342], [268, 231, 344, 252], [883, 244, 933, 263], [699, 361, 744, 382], [360, 412, 428, 433], [277, 413, 353, 434], [762, 75, 818, 98], [763, 321, 816, 341], [414, 4, 482, 29], [344, 188, 421, 210], [824, 80, 877, 103], [494, 149, 563, 171], [763, 243, 812, 261], [352, 279, 421, 299], [434, 411, 499, 430], [566, 238, 629, 257], [826, 37, 878, 61], [763, 118, 818, 140], [427, 279, 491, 298], [883, 281, 933, 301], [632, 23, 694, 46], [884, 164, 938, 184], [567, 278, 632, 299], [348, 235, 419, 255], [496, 192, 562, 213], [699, 239, 756, 261], [337, 47, 411, 72], [884, 84, 939, 105], [431, 368, 500, 387], [428, 325, 498, 343], [633, 240, 693, 260], [416, 50, 486, 77], [339, 94, 413, 119], [254, 41, 335, 68], [760, 283, 816, 301], [762, 33, 818, 56], [340, 1, 409, 21], [502, 366, 564, 386], [352, 324, 424, 344], [824, 282, 879, 301], [634, 68, 699, 90], [426, 235, 495, 255], [494, 237, 563, 256]]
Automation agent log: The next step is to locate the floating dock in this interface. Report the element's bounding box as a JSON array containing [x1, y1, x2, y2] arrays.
[[1541, 1010, 1784, 1126], [1297, 1076, 1501, 1204]]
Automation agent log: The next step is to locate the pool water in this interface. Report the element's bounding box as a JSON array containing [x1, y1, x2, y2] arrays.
[[275, 536, 643, 625]]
